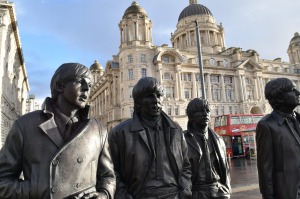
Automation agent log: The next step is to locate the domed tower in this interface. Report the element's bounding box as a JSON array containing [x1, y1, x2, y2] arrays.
[[90, 60, 103, 84], [119, 1, 153, 49], [287, 32, 300, 67], [171, 0, 225, 54]]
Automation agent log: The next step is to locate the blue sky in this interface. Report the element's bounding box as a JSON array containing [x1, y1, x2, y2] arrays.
[[12, 0, 300, 104]]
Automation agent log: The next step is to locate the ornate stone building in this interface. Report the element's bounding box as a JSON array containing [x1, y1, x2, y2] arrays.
[[90, 0, 300, 130], [0, 1, 30, 147]]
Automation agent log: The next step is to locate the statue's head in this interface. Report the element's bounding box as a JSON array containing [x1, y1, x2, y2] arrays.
[[50, 63, 93, 101], [265, 78, 300, 110], [132, 77, 164, 119], [186, 98, 211, 128]]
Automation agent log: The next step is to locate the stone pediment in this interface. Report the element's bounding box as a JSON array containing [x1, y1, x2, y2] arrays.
[[235, 58, 262, 71]]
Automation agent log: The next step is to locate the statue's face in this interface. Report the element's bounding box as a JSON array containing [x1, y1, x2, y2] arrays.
[[280, 83, 300, 108], [61, 75, 92, 109], [190, 106, 211, 127], [139, 85, 163, 119]]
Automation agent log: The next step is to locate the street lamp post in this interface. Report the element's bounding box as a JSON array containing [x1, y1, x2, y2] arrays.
[[195, 20, 206, 99]]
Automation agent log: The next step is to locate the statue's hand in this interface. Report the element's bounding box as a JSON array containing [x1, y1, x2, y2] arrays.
[[80, 191, 108, 199]]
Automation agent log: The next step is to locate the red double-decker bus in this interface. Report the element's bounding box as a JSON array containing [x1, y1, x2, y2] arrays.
[[214, 114, 264, 158]]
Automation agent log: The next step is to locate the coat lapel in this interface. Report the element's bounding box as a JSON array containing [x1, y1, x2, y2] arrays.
[[186, 133, 201, 155], [39, 118, 64, 148], [138, 130, 152, 153]]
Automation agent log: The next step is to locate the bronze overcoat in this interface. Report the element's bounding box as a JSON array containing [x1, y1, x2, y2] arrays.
[[0, 98, 116, 199], [256, 111, 300, 199], [108, 112, 192, 198], [184, 127, 231, 195]]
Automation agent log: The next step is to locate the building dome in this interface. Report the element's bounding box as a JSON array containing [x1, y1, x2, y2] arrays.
[[290, 32, 300, 45], [178, 3, 213, 22], [123, 1, 147, 18], [90, 60, 103, 72]]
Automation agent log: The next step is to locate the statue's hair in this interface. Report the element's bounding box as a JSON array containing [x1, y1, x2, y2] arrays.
[[50, 63, 92, 100], [132, 77, 163, 112], [265, 78, 294, 109]]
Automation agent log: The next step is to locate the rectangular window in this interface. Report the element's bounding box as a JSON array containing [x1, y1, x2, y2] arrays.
[[129, 86, 133, 98], [141, 68, 147, 78], [128, 55, 133, 63], [166, 87, 171, 98], [184, 88, 191, 99], [188, 74, 192, 81], [167, 106, 172, 115], [128, 69, 133, 79], [162, 56, 169, 63], [175, 106, 179, 115], [140, 54, 146, 63], [130, 107, 134, 117], [210, 75, 220, 83]]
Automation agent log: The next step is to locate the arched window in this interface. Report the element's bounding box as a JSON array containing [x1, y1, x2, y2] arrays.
[[210, 58, 215, 66]]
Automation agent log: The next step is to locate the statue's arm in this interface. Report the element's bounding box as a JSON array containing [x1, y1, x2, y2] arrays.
[[0, 121, 30, 199], [108, 130, 134, 199], [256, 122, 274, 199], [179, 131, 192, 198], [96, 130, 116, 199]]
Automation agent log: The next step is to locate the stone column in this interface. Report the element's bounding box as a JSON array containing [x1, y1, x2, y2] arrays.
[[238, 75, 244, 101], [206, 74, 212, 100], [221, 75, 226, 101], [192, 73, 197, 98], [234, 76, 240, 102], [176, 65, 183, 100]]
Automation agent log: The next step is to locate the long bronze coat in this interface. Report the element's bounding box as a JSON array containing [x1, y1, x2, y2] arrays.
[[108, 112, 192, 198], [0, 99, 116, 199], [256, 111, 300, 199], [184, 127, 231, 195]]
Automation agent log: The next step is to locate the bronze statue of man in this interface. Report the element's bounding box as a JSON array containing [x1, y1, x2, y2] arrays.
[[184, 98, 231, 199], [0, 63, 116, 199], [108, 77, 192, 198], [256, 78, 300, 199]]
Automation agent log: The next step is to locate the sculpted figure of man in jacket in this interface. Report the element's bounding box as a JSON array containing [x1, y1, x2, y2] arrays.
[[109, 77, 192, 199], [256, 78, 300, 199], [184, 98, 231, 199], [0, 63, 116, 199]]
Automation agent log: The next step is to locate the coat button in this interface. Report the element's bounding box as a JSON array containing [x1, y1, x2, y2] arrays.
[[52, 159, 59, 166], [77, 157, 83, 163], [51, 186, 59, 193]]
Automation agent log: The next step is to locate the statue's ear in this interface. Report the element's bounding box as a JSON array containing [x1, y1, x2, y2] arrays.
[[55, 82, 64, 93], [276, 95, 285, 104]]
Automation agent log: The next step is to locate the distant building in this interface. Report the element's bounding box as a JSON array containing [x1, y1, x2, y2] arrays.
[[26, 94, 40, 113], [90, 0, 300, 130], [0, 1, 30, 147]]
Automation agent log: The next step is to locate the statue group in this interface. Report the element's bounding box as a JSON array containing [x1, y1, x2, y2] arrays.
[[0, 63, 299, 199]]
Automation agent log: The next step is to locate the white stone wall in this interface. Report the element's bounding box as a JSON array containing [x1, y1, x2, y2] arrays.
[[0, 2, 30, 148]]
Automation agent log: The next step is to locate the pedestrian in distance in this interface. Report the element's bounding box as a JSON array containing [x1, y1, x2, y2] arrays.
[[184, 98, 231, 199], [256, 77, 300, 199], [0, 63, 116, 199], [108, 77, 192, 199]]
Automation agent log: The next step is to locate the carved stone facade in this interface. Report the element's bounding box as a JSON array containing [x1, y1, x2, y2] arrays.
[[90, 1, 300, 130], [0, 1, 30, 147]]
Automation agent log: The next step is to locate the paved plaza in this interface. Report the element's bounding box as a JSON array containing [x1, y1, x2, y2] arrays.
[[230, 158, 262, 199]]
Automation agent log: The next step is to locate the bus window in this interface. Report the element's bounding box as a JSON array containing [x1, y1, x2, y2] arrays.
[[222, 136, 231, 149], [253, 115, 263, 124], [230, 116, 240, 125], [241, 116, 252, 124]]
